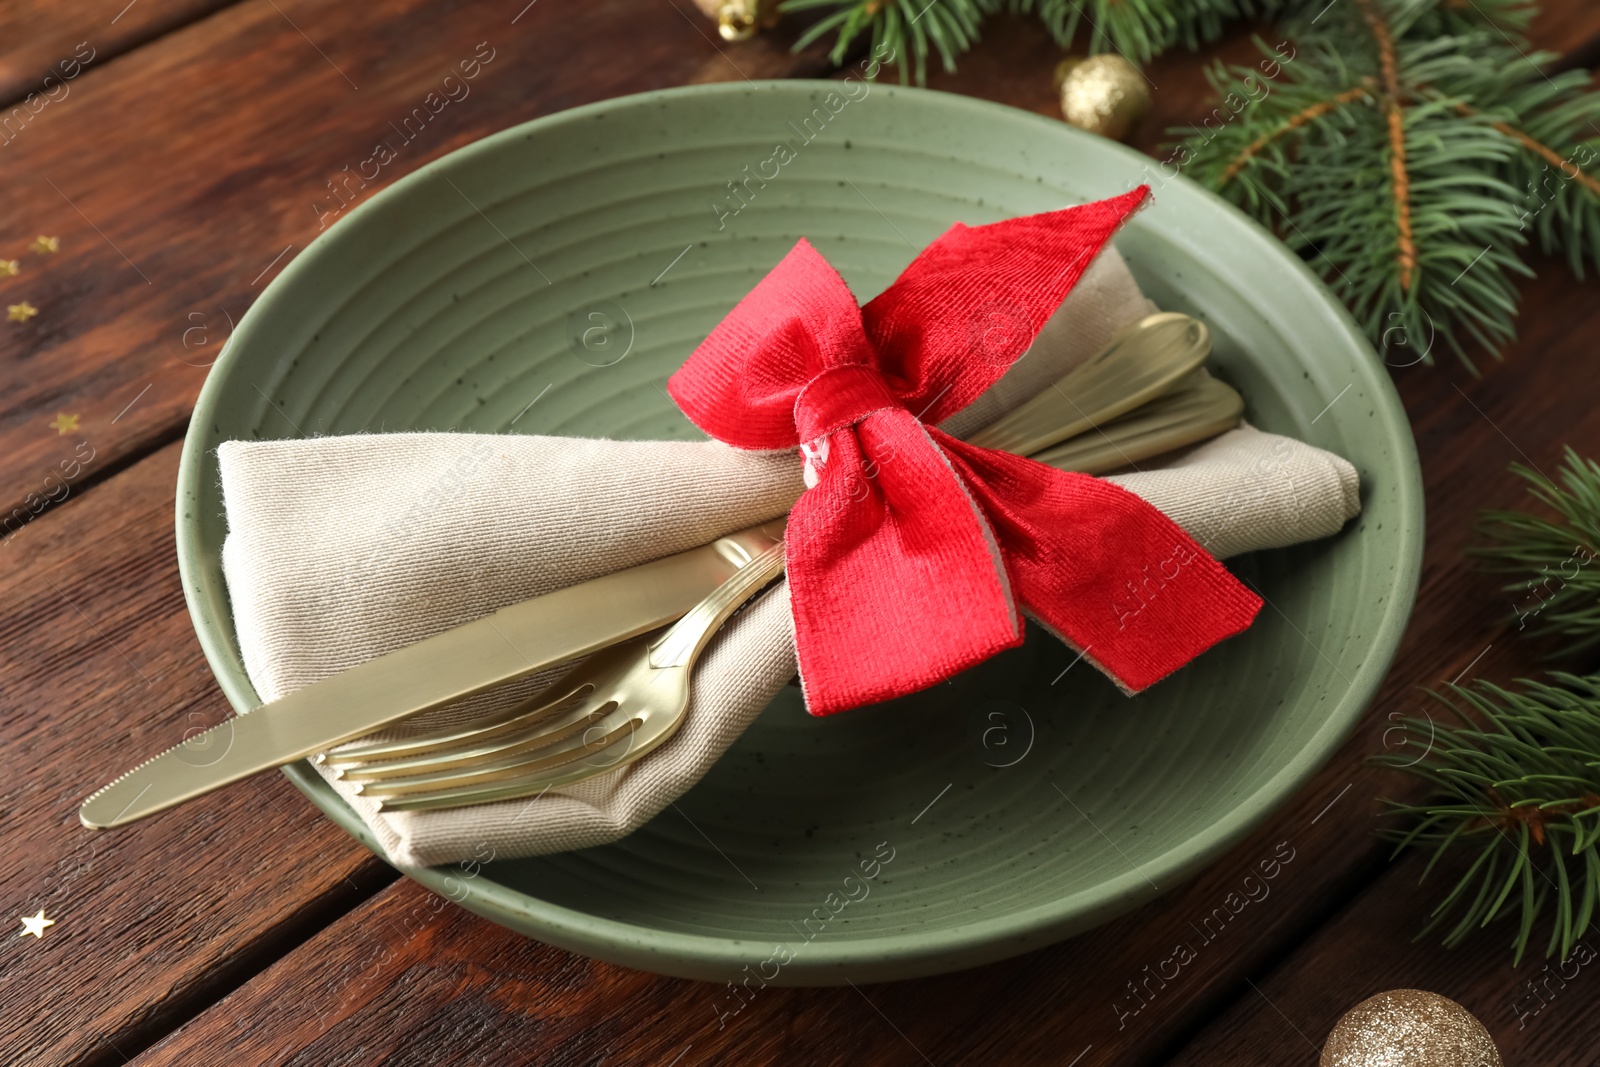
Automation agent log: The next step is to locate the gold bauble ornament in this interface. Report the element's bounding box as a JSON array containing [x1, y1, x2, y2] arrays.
[[692, 0, 770, 40], [1056, 54, 1151, 142], [1321, 990, 1502, 1067]]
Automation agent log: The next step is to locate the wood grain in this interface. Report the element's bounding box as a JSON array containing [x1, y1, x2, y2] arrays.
[[0, 0, 837, 538], [0, 440, 394, 1067], [9, 2, 1600, 1065], [0, 0, 238, 107], [1162, 851, 1600, 1064]]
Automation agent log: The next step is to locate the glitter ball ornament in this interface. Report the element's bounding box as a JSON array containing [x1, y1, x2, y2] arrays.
[[692, 0, 769, 40], [1321, 990, 1502, 1067], [1056, 54, 1151, 142]]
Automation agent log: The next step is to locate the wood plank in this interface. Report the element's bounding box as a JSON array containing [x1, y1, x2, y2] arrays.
[[1161, 850, 1600, 1065], [127, 248, 1600, 1064], [0, 440, 394, 1067], [130, 837, 1365, 1067], [0, 1, 238, 107], [0, 0, 837, 535]]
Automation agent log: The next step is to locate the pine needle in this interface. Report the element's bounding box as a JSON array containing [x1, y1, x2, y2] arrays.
[[1379, 454, 1600, 963], [1376, 674, 1600, 963], [1474, 448, 1600, 657]]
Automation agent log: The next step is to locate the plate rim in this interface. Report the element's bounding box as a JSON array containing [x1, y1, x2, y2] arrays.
[[176, 78, 1424, 983]]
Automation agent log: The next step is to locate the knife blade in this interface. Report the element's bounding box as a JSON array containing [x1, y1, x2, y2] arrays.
[[80, 519, 786, 829]]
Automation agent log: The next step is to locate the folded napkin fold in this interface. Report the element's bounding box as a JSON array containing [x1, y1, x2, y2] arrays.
[[218, 245, 1360, 868]]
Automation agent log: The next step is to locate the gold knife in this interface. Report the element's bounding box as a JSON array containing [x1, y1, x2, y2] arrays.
[[79, 519, 786, 829], [83, 312, 1230, 830]]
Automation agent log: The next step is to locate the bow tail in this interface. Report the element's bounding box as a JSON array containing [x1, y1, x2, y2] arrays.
[[934, 433, 1263, 693], [787, 410, 1025, 716]]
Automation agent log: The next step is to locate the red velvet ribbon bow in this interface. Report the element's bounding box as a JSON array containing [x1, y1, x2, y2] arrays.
[[668, 187, 1262, 715]]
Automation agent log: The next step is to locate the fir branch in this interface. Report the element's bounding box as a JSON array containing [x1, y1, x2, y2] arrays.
[[1424, 0, 1535, 35], [1380, 453, 1600, 964], [787, 0, 996, 83], [1198, 35, 1528, 366], [1376, 673, 1600, 963], [1173, 0, 1600, 368], [1459, 104, 1600, 201], [1358, 0, 1417, 291], [1219, 83, 1374, 186], [1014, 0, 1244, 63], [784, 0, 1283, 83], [1439, 70, 1600, 276], [1474, 449, 1600, 657]]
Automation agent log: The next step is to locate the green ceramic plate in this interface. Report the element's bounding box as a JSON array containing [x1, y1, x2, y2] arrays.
[[176, 82, 1422, 985]]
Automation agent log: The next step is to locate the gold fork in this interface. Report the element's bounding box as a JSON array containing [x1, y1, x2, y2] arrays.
[[321, 313, 1243, 811], [326, 539, 786, 811]]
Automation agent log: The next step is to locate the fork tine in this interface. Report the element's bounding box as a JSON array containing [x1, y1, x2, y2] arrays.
[[333, 700, 619, 782], [318, 679, 597, 767], [369, 734, 635, 813], [354, 716, 642, 801]]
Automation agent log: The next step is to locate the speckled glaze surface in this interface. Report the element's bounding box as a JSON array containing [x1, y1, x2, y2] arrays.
[[175, 82, 1423, 985]]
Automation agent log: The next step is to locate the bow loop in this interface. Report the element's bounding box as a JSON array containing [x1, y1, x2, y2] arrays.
[[861, 187, 1152, 425], [667, 238, 870, 451]]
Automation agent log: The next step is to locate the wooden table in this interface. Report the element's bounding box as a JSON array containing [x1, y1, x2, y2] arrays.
[[4, 3, 1598, 1063]]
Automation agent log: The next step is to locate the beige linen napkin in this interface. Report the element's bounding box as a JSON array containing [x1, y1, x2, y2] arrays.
[[218, 247, 1360, 868]]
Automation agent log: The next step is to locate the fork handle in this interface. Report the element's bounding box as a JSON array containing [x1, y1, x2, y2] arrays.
[[647, 541, 787, 669]]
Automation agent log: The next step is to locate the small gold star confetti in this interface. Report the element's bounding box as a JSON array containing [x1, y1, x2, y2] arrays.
[[48, 413, 79, 435], [28, 235, 59, 255], [19, 910, 55, 938], [7, 301, 38, 323], [0, 259, 18, 277]]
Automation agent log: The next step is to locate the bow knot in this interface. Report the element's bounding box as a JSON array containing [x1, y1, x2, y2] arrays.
[[794, 363, 899, 444], [669, 189, 1263, 715]]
